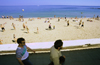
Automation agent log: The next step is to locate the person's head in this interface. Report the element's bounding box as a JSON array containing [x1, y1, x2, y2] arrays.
[[17, 38, 25, 46], [54, 39, 63, 50]]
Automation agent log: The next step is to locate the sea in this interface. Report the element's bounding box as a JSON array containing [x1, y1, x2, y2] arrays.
[[0, 5, 100, 18]]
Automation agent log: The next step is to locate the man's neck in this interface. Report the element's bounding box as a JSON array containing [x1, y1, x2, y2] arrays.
[[54, 46, 60, 51], [18, 45, 23, 48]]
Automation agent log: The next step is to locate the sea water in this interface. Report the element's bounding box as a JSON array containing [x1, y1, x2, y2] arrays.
[[0, 5, 100, 18]]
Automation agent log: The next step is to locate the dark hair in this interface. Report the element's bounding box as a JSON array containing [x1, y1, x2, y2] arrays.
[[54, 39, 63, 49], [59, 56, 65, 64], [17, 38, 25, 44]]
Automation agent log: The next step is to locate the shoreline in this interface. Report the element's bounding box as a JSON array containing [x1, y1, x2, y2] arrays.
[[0, 17, 98, 18]]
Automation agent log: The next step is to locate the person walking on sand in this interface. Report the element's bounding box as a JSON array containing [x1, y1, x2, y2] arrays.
[[25, 22, 27, 28], [79, 20, 82, 26], [49, 39, 66, 65], [12, 23, 16, 30], [24, 22, 29, 33], [37, 27, 39, 33], [23, 23, 26, 30], [26, 26, 29, 33], [16, 38, 35, 65]]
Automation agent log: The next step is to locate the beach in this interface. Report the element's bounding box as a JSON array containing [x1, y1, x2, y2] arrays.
[[0, 18, 100, 44]]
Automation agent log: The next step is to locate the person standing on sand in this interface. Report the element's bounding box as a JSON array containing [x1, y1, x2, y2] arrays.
[[16, 38, 35, 65], [12, 34, 17, 43], [7, 16, 8, 18], [67, 20, 69, 26], [96, 15, 99, 20], [26, 26, 29, 33], [2, 15, 4, 18], [25, 22, 29, 33], [0, 24, 5, 32], [49, 23, 52, 30], [65, 15, 66, 19], [58, 17, 60, 22], [49, 39, 65, 65], [81, 22, 84, 27], [53, 25, 55, 29]]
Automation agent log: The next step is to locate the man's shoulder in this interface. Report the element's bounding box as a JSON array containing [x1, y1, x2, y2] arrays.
[[51, 46, 58, 54], [16, 47, 22, 51], [50, 46, 55, 51]]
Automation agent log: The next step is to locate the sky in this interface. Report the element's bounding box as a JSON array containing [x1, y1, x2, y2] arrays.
[[0, 0, 100, 6]]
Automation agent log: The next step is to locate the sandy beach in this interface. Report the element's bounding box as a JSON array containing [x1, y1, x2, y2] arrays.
[[0, 18, 100, 44]]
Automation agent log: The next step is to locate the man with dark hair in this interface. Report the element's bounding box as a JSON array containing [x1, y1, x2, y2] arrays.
[[16, 38, 35, 65], [50, 39, 65, 65]]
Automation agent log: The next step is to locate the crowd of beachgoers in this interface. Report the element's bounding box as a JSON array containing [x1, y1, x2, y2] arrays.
[[0, 15, 100, 44]]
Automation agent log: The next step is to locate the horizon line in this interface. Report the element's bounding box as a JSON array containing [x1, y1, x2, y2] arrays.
[[0, 5, 100, 6]]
